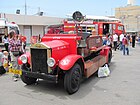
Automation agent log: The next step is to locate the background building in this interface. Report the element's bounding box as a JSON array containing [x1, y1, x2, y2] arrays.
[[0, 13, 64, 43], [115, 0, 140, 35]]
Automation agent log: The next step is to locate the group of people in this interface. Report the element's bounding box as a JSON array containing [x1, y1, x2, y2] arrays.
[[0, 31, 26, 81], [103, 32, 137, 55]]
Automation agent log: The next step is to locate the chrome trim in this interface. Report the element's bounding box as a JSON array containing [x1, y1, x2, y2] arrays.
[[31, 43, 50, 49]]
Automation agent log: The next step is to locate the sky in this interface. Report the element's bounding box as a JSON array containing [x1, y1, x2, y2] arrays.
[[0, 0, 140, 18]]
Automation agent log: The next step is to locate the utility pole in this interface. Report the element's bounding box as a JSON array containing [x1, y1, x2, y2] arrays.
[[25, 0, 27, 15]]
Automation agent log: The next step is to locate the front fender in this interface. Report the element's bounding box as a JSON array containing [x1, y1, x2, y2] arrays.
[[59, 54, 83, 70], [100, 46, 112, 63], [18, 52, 31, 65]]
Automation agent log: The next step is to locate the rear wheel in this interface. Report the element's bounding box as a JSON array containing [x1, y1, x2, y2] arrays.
[[108, 50, 112, 66], [64, 63, 82, 94]]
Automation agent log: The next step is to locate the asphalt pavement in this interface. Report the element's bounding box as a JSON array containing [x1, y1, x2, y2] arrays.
[[0, 43, 140, 105]]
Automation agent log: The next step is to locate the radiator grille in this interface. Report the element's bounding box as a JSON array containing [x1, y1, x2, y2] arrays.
[[31, 49, 48, 74]]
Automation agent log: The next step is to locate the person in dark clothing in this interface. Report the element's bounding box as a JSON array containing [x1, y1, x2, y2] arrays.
[[122, 35, 129, 55], [3, 35, 9, 52], [132, 33, 136, 48]]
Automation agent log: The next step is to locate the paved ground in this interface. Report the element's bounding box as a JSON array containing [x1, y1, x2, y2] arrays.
[[0, 43, 140, 105]]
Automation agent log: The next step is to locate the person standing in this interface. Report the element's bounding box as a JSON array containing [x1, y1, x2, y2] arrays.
[[122, 35, 129, 55], [3, 51, 9, 72], [102, 35, 107, 45], [18, 35, 26, 54], [113, 33, 118, 51], [3, 35, 9, 52], [38, 34, 41, 43], [126, 33, 130, 43], [21, 35, 26, 53], [9, 32, 22, 81], [132, 33, 136, 48], [119, 33, 124, 50], [0, 49, 6, 75], [106, 34, 112, 48]]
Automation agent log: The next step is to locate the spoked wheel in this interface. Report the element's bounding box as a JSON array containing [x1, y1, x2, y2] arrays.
[[64, 63, 82, 94]]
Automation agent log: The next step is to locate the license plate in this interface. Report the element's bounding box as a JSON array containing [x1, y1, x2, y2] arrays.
[[9, 68, 22, 75]]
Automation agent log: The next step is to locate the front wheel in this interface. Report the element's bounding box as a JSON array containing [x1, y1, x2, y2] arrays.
[[21, 65, 37, 85], [21, 74, 37, 85], [64, 63, 82, 94]]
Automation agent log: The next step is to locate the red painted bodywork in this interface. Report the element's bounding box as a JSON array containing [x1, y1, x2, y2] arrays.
[[44, 40, 70, 64], [42, 34, 81, 54], [41, 34, 82, 68], [18, 52, 31, 65], [95, 22, 125, 36], [100, 46, 111, 63], [59, 54, 84, 70], [63, 20, 125, 36], [18, 32, 111, 78], [18, 34, 82, 69]]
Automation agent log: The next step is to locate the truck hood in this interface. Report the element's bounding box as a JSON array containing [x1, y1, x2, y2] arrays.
[[32, 40, 69, 50]]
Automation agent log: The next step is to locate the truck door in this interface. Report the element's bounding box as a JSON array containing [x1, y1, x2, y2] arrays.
[[103, 23, 109, 35]]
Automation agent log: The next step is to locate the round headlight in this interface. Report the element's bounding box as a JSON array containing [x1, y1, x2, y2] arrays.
[[47, 57, 56, 67], [21, 55, 27, 64]]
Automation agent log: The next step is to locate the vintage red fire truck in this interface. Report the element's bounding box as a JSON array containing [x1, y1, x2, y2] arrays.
[[47, 24, 64, 34], [17, 11, 112, 94], [64, 16, 125, 36], [47, 15, 125, 36]]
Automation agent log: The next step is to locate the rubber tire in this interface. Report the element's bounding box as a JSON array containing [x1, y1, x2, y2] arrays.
[[21, 65, 37, 85], [21, 74, 37, 85], [64, 63, 82, 94], [108, 50, 112, 66]]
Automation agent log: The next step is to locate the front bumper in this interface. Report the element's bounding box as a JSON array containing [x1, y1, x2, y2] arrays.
[[22, 70, 58, 83]]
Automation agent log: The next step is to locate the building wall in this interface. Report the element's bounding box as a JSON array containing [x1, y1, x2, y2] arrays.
[[18, 25, 24, 35], [4, 14, 64, 26], [32, 25, 44, 37], [0, 13, 64, 43], [115, 5, 140, 33]]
